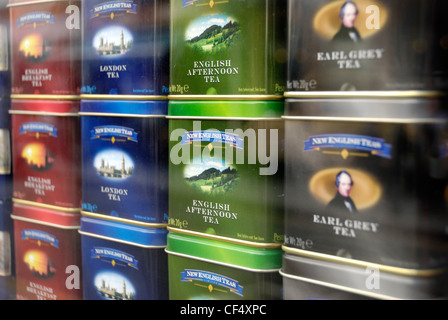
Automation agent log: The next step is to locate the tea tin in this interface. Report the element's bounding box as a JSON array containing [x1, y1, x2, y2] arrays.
[[0, 97, 12, 200], [80, 98, 168, 226], [0, 200, 15, 300], [168, 100, 284, 247], [12, 202, 82, 300], [280, 249, 448, 300], [283, 97, 448, 271], [10, 99, 81, 211], [79, 215, 168, 300], [8, 0, 81, 97], [169, 0, 287, 99], [81, 0, 170, 97], [166, 232, 282, 300], [0, 0, 10, 97], [286, 0, 448, 94]]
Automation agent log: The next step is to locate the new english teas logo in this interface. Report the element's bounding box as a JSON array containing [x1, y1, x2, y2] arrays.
[[90, 1, 137, 18], [21, 229, 59, 247], [181, 130, 243, 149], [91, 125, 138, 143], [17, 12, 55, 27], [181, 269, 243, 296], [304, 134, 392, 159], [20, 122, 58, 137], [91, 247, 138, 269]]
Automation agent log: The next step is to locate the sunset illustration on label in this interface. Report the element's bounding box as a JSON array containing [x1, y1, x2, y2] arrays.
[[21, 142, 55, 171], [19, 33, 52, 62]]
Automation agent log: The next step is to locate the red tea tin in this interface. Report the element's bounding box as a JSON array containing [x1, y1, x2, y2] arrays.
[[12, 202, 82, 300], [10, 99, 81, 211], [8, 0, 81, 97]]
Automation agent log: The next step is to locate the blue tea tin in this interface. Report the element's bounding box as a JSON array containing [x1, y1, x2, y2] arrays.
[[0, 97, 11, 201], [80, 98, 168, 226], [80, 215, 168, 300], [81, 0, 170, 97]]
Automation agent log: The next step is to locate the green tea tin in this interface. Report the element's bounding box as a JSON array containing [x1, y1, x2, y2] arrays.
[[166, 232, 282, 300], [168, 100, 284, 248], [169, 0, 287, 99]]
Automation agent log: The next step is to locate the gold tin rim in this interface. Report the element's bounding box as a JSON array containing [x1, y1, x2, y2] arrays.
[[10, 214, 80, 230], [282, 245, 448, 278], [80, 94, 168, 101], [167, 226, 282, 249], [282, 115, 448, 124], [79, 112, 166, 118], [165, 248, 281, 273], [78, 230, 167, 249], [10, 94, 81, 100], [278, 269, 397, 300], [7, 0, 75, 7], [284, 90, 446, 99], [81, 211, 168, 228], [12, 198, 81, 213], [168, 94, 284, 101], [166, 115, 282, 121], [9, 110, 79, 117]]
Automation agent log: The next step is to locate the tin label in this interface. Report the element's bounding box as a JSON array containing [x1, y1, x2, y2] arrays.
[[284, 115, 448, 269], [287, 0, 448, 92], [14, 221, 82, 300], [9, 1, 81, 95], [168, 254, 281, 300], [170, 0, 287, 96], [81, 106, 168, 224], [82, 0, 170, 96], [168, 117, 284, 245], [12, 109, 81, 209]]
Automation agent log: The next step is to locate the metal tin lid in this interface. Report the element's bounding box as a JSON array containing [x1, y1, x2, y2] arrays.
[[7, 0, 71, 6], [9, 98, 80, 115], [80, 215, 167, 248], [284, 98, 448, 123], [80, 99, 167, 117], [166, 232, 282, 272], [0, 200, 12, 230], [281, 248, 448, 300], [168, 100, 284, 120], [11, 202, 80, 228]]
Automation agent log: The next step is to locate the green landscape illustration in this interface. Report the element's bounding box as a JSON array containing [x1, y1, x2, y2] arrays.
[[184, 165, 240, 194], [185, 15, 241, 53]]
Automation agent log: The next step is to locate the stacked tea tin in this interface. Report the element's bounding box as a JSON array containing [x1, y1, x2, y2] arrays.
[[7, 0, 83, 300], [0, 0, 14, 300], [281, 0, 448, 299], [79, 0, 170, 300], [166, 0, 287, 299]]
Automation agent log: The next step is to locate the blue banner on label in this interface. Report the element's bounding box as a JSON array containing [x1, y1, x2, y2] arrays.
[[20, 122, 58, 137], [181, 269, 244, 296], [17, 12, 54, 27], [21, 229, 59, 248], [90, 125, 138, 142], [91, 247, 139, 269], [304, 134, 392, 158], [182, 0, 199, 7], [181, 130, 243, 149], [90, 1, 137, 18]]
